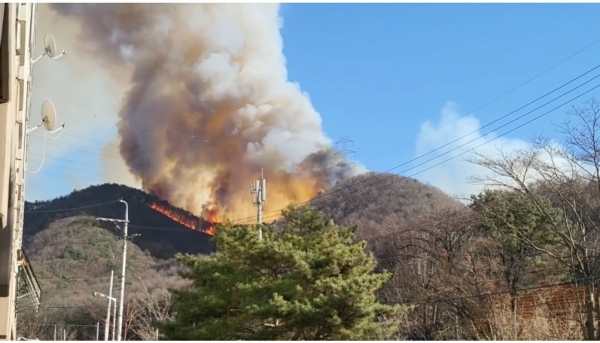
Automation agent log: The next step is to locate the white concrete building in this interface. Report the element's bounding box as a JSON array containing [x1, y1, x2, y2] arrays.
[[0, 3, 41, 340]]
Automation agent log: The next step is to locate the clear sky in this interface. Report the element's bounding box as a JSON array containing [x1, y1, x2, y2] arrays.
[[25, 3, 600, 203]]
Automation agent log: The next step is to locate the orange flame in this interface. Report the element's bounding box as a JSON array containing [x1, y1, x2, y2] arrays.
[[149, 203, 216, 236]]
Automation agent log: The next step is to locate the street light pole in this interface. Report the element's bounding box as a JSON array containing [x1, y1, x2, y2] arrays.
[[112, 299, 117, 341], [104, 270, 114, 341], [117, 199, 128, 341], [93, 291, 117, 341], [97, 199, 130, 341]]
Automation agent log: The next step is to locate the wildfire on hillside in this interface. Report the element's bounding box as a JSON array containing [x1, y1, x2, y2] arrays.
[[149, 203, 216, 236]]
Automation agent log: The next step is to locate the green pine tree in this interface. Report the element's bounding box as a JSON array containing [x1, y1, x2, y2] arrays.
[[157, 206, 406, 340]]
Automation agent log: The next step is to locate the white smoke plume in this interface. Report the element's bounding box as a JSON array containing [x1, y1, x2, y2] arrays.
[[46, 3, 366, 220]]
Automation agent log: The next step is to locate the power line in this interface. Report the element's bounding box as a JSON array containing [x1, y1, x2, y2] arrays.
[[319, 78, 600, 207], [24, 200, 120, 213], [28, 151, 130, 172], [36, 277, 118, 281], [364, 35, 600, 163], [415, 275, 600, 306], [27, 238, 118, 247], [236, 77, 600, 224], [129, 223, 203, 233], [28, 137, 123, 160], [30, 36, 600, 168], [235, 66, 600, 222], [27, 158, 138, 183], [23, 43, 600, 226], [31, 275, 599, 310], [234, 66, 600, 222], [38, 306, 106, 309], [19, 323, 98, 327], [23, 47, 600, 214], [29, 40, 600, 169], [26, 169, 122, 185], [61, 132, 120, 147], [24, 198, 207, 233]]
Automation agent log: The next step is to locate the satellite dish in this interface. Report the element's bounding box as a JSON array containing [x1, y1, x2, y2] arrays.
[[41, 100, 56, 131], [27, 100, 65, 134], [32, 33, 67, 64], [25, 101, 66, 175], [44, 34, 57, 59]]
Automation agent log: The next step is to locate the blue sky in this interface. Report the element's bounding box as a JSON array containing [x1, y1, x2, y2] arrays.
[[25, 3, 600, 202]]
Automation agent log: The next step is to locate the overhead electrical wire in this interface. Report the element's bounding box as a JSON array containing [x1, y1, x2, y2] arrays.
[[28, 238, 118, 247], [235, 81, 600, 222], [23, 41, 600, 225], [32, 274, 600, 310], [28, 151, 131, 172], [61, 131, 120, 147], [235, 73, 600, 224], [36, 276, 119, 281], [26, 37, 600, 169], [22, 194, 206, 234], [360, 82, 600, 205], [363, 35, 600, 163], [24, 200, 120, 213], [20, 323, 98, 327], [44, 36, 600, 166], [28, 169, 127, 184], [28, 137, 124, 160], [26, 69, 600, 225], [26, 158, 139, 183]]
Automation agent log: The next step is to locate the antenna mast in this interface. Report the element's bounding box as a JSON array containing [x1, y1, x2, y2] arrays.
[[250, 168, 266, 240]]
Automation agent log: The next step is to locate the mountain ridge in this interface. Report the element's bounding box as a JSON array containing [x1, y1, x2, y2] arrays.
[[25, 174, 461, 258], [24, 183, 215, 259]]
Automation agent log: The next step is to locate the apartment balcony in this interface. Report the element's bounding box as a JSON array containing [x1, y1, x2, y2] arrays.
[[15, 249, 40, 313]]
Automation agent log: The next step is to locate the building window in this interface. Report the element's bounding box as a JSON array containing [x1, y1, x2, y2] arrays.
[[0, 3, 10, 103]]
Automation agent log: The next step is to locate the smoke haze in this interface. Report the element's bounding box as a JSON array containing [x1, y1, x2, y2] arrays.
[[45, 3, 366, 220]]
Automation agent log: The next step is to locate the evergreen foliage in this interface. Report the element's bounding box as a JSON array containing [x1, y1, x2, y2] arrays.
[[159, 206, 406, 340]]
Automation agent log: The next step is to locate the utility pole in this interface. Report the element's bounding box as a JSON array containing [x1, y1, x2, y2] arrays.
[[104, 270, 114, 341], [93, 290, 116, 342], [112, 300, 116, 341], [117, 199, 128, 342], [334, 136, 356, 169], [250, 169, 266, 240], [97, 199, 133, 342]]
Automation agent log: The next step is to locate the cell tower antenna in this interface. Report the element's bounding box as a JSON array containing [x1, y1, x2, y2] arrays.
[[250, 168, 266, 240], [334, 136, 356, 169]]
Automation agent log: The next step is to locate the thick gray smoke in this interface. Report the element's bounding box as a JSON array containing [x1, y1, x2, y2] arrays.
[[47, 3, 366, 220]]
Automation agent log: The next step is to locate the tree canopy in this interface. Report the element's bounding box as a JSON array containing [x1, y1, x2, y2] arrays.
[[158, 206, 405, 340]]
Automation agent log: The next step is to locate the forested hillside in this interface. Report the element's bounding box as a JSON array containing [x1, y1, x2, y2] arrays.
[[24, 184, 215, 259], [19, 216, 189, 340], [313, 173, 462, 241], [18, 173, 594, 340], [18, 99, 600, 340], [18, 174, 467, 340]]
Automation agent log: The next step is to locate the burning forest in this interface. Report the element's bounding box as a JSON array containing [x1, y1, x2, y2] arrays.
[[44, 4, 367, 223], [150, 202, 217, 236]]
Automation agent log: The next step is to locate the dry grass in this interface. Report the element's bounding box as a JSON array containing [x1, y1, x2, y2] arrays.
[[478, 292, 586, 340]]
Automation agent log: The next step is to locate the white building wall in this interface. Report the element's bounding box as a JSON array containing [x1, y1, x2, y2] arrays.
[[0, 3, 37, 340]]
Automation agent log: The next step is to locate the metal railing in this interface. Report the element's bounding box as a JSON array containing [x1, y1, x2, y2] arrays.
[[15, 249, 41, 313]]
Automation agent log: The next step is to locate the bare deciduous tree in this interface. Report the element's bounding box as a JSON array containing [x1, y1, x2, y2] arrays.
[[129, 277, 176, 340], [468, 98, 600, 339]]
